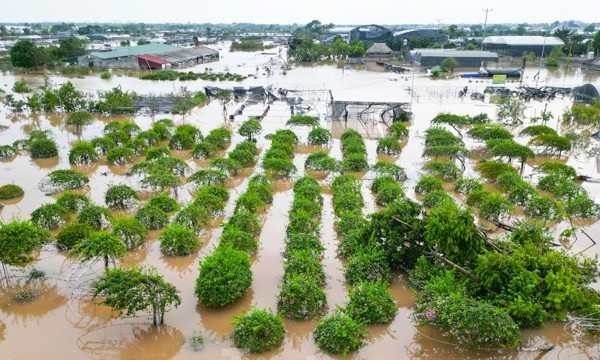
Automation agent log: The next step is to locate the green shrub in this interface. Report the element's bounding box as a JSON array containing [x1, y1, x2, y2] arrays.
[[232, 308, 285, 353], [209, 157, 242, 175], [77, 205, 113, 230], [453, 177, 483, 195], [372, 161, 407, 181], [415, 175, 443, 194], [228, 208, 262, 237], [525, 195, 559, 221], [334, 213, 367, 237], [375, 182, 404, 206], [112, 217, 147, 249], [135, 204, 169, 230], [331, 175, 364, 216], [0, 220, 52, 266], [284, 233, 324, 257], [468, 124, 513, 141], [192, 141, 217, 159], [314, 309, 367, 355], [278, 274, 327, 320], [477, 160, 518, 180], [173, 203, 210, 231], [195, 185, 229, 207], [47, 169, 89, 190], [147, 194, 179, 213], [425, 160, 461, 180], [195, 246, 252, 306], [286, 115, 319, 128], [68, 141, 99, 165], [56, 191, 90, 213], [66, 111, 94, 128], [30, 203, 69, 230], [263, 157, 297, 177], [388, 122, 409, 139], [145, 147, 171, 161], [100, 71, 111, 79], [376, 136, 402, 155], [56, 222, 92, 250], [423, 189, 452, 208], [106, 146, 136, 165], [160, 224, 200, 256], [105, 184, 138, 210], [29, 138, 59, 158], [416, 293, 520, 349], [307, 127, 332, 145], [189, 169, 229, 187], [346, 281, 397, 324], [344, 247, 392, 285], [151, 119, 174, 140], [0, 184, 24, 199], [238, 119, 262, 141], [220, 225, 258, 253], [305, 151, 339, 172], [342, 153, 369, 172], [168, 124, 202, 150], [284, 250, 326, 285]]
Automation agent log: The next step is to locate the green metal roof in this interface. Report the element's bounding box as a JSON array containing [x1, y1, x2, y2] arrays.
[[89, 44, 179, 60]]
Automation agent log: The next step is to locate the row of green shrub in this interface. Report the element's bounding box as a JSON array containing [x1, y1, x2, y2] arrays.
[[140, 70, 247, 82], [340, 129, 368, 172], [370, 162, 405, 207], [191, 127, 232, 159], [195, 174, 273, 307], [262, 129, 298, 177], [316, 173, 399, 355], [278, 176, 327, 320], [376, 122, 408, 155]]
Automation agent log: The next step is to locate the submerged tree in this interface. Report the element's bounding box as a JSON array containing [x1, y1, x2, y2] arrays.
[[92, 266, 181, 326], [238, 119, 262, 142], [0, 220, 52, 267], [73, 231, 126, 268]]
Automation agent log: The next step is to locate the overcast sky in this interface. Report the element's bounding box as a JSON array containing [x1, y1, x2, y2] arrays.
[[1, 0, 598, 25]]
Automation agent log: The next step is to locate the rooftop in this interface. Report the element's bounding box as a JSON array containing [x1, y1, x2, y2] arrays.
[[412, 49, 498, 58], [366, 43, 393, 54], [89, 44, 179, 59], [154, 46, 219, 63], [482, 36, 564, 46]]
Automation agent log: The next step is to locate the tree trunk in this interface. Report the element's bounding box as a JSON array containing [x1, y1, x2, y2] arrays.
[[152, 305, 158, 326], [104, 255, 109, 269]]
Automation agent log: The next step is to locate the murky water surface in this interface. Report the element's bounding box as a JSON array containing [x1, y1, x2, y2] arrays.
[[1, 44, 600, 359]]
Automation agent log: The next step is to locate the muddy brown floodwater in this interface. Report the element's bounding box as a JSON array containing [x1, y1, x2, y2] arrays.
[[2, 43, 600, 359]]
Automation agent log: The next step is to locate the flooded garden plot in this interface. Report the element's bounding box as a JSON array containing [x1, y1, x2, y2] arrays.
[[2, 44, 600, 359]]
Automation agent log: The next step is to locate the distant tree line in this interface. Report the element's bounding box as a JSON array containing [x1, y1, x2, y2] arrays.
[[9, 38, 87, 68]]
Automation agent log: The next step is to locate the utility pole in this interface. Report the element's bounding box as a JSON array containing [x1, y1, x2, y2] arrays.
[[481, 8, 493, 50], [435, 18, 442, 33]]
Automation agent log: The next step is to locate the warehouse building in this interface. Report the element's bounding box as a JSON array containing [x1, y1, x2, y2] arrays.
[[78, 43, 219, 69], [393, 29, 448, 44], [349, 25, 392, 43], [411, 49, 498, 68], [482, 36, 564, 57]]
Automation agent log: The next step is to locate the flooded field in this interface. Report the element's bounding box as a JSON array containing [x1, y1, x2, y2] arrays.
[[2, 44, 600, 359]]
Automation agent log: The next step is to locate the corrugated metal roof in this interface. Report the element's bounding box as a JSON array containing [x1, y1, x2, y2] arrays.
[[483, 36, 564, 46], [412, 49, 498, 58], [136, 54, 169, 65], [90, 44, 179, 59], [154, 46, 219, 63]]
